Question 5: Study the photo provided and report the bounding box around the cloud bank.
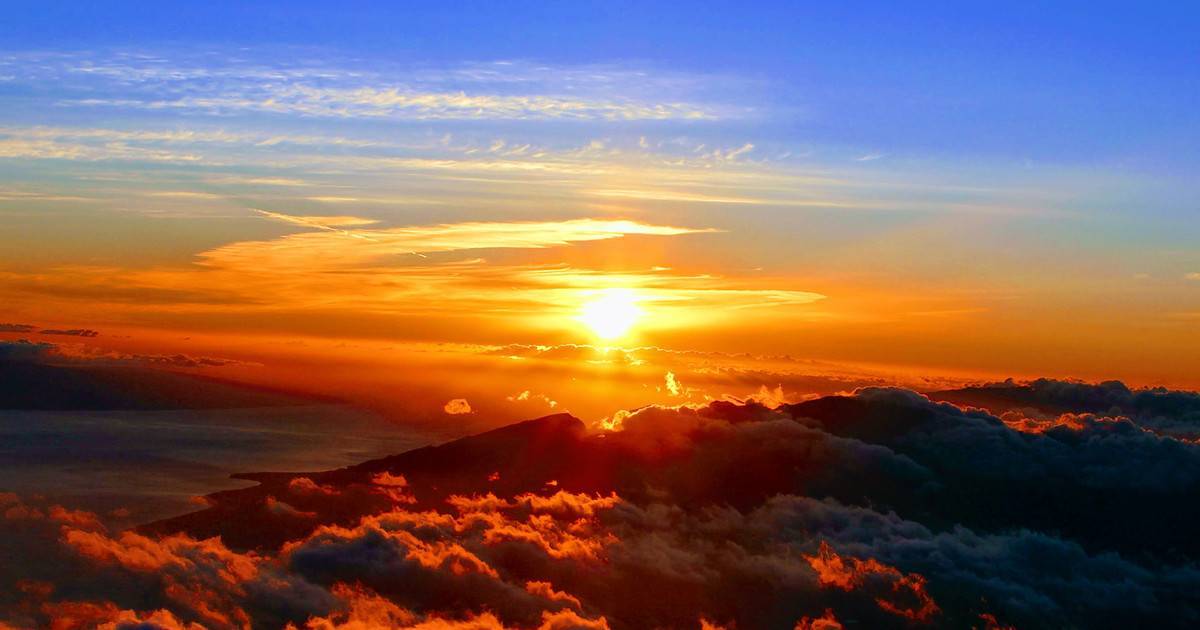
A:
[3,381,1200,628]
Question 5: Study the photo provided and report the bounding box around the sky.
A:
[1,2,1199,427]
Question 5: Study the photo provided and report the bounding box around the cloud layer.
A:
[4,381,1200,628]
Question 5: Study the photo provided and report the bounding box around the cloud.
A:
[35,601,203,630]
[75,87,718,122]
[144,191,224,200]
[745,383,789,407]
[0,339,242,370]
[724,143,755,160]
[486,344,640,364]
[507,390,558,409]
[782,387,1200,561]
[444,399,473,415]
[0,495,261,628]
[288,478,339,497]
[18,51,725,123]
[665,371,681,396]
[255,209,381,231]
[0,217,826,340]
[804,541,938,622]
[931,378,1200,438]
[0,323,36,333]
[38,328,99,337]
[0,134,204,163]
[6,382,1200,628]
[208,215,716,270]
[0,339,56,361]
[274,492,618,626]
[586,188,771,204]
[793,609,843,630]
[0,340,296,415]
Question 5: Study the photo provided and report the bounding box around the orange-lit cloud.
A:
[444,399,473,415]
[235,214,715,267]
[804,541,939,623]
[0,214,830,351]
[4,381,1200,628]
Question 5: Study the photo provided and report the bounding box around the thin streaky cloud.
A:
[2,49,744,122]
[143,191,224,199]
[71,89,719,122]
[229,213,718,268]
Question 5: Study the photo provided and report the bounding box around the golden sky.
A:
[2,50,1199,428]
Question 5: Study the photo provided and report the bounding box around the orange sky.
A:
[3,199,1197,429]
[3,52,1199,422]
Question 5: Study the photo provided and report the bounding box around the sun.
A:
[578,289,642,340]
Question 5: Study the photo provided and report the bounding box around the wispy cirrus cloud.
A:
[142,191,223,200]
[235,212,715,264]
[0,134,203,164]
[5,50,732,122]
[75,87,719,122]
[0,188,94,202]
[253,209,379,231]
[0,123,1045,219]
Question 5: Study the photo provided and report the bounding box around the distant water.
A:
[0,404,433,524]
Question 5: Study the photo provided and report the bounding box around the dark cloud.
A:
[0,356,302,411]
[0,323,37,333]
[931,378,1200,438]
[0,339,282,413]
[0,339,55,361]
[129,353,241,368]
[787,387,1200,491]
[0,339,242,371]
[4,383,1200,628]
[784,387,1200,558]
[39,328,100,337]
[733,495,1200,627]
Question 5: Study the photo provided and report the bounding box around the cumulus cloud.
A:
[444,399,473,415]
[743,383,788,407]
[931,378,1200,439]
[804,541,938,622]
[507,390,558,409]
[288,478,339,497]
[5,383,1200,628]
[664,371,681,396]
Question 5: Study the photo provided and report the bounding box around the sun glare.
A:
[578,289,642,340]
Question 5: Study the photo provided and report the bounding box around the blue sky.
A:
[3,1,1197,169]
